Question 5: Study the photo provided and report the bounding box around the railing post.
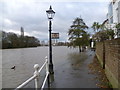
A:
[45,56,50,88]
[45,56,49,74]
[34,64,40,90]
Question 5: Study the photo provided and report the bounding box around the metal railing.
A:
[15,56,49,90]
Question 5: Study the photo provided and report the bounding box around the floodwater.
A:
[52,48,97,88]
[2,46,97,88]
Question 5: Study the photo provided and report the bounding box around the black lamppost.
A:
[46,5,55,74]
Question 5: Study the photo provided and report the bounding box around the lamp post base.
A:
[49,64,54,74]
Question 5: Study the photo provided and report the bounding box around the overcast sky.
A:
[0,0,110,42]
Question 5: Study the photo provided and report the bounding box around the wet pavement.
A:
[50,49,98,88]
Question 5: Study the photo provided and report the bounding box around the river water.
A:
[2,46,79,88]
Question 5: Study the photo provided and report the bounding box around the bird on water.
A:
[11,66,15,70]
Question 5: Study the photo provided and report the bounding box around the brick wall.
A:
[96,42,104,66]
[96,38,120,88]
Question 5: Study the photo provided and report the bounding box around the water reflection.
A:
[68,52,88,69]
[48,74,55,88]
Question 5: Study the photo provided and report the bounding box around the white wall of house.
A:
[113,0,120,23]
[107,0,120,38]
[118,1,120,23]
[108,2,113,24]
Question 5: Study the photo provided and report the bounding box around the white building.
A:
[107,0,120,38]
[113,0,120,23]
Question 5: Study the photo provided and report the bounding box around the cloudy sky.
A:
[0,0,110,42]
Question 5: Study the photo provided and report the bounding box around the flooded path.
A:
[51,49,98,88]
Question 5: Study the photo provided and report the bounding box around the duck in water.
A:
[11,66,15,70]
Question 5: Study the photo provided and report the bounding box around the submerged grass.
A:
[68,52,88,69]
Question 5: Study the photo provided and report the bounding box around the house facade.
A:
[107,0,120,38]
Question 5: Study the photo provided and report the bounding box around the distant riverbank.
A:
[1,31,40,49]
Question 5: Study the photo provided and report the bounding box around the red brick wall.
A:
[96,38,120,88]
